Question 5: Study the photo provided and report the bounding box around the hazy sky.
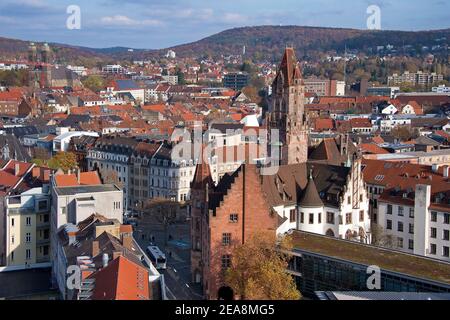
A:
[0,0,449,49]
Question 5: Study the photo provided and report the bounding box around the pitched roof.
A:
[89,255,150,300]
[54,171,102,187]
[273,47,302,88]
[360,143,390,155]
[299,173,324,208]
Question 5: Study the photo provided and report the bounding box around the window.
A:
[11,218,14,227]
[289,209,296,223]
[318,213,322,224]
[26,233,31,243]
[397,222,403,232]
[387,204,392,215]
[431,227,437,238]
[347,196,351,205]
[38,200,48,211]
[26,217,31,226]
[431,211,437,222]
[345,213,352,225]
[430,243,436,255]
[409,223,414,234]
[221,255,231,269]
[222,233,231,246]
[387,219,392,230]
[443,230,449,241]
[300,212,304,224]
[11,235,14,244]
[61,207,67,215]
[229,214,238,223]
[359,211,364,222]
[445,213,450,224]
[443,246,450,258]
[408,239,414,250]
[26,249,31,260]
[326,212,335,224]
[398,206,404,216]
[397,237,403,248]
[309,213,314,224]
[409,208,414,218]
[11,251,14,262]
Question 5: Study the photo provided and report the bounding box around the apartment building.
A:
[0,160,52,269]
[53,214,163,300]
[87,136,139,209]
[303,78,345,96]
[388,71,444,86]
[377,181,449,262]
[128,140,198,208]
[363,159,450,261]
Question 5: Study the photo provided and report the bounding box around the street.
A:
[133,213,203,300]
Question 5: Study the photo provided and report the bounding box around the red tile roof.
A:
[54,171,102,187]
[89,255,150,300]
[360,143,389,155]
[313,118,334,131]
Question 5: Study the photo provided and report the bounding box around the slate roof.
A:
[262,163,350,208]
[299,173,324,208]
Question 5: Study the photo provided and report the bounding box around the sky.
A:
[0,0,449,49]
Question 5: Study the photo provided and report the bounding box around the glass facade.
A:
[288,250,450,298]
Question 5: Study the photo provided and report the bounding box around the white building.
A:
[264,161,371,243]
[86,136,139,210]
[377,183,449,262]
[379,115,412,133]
[53,131,99,152]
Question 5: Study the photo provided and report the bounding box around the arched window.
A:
[326,229,335,237]
[345,229,353,240]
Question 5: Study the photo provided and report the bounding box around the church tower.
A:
[268,47,308,165]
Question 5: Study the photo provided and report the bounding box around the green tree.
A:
[82,75,105,92]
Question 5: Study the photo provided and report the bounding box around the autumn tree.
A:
[371,224,395,248]
[390,125,419,141]
[47,151,78,173]
[224,232,301,300]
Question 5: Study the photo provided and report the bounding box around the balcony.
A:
[36,221,50,229]
[37,238,50,245]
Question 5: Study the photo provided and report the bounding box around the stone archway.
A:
[325,229,335,237]
[345,229,353,240]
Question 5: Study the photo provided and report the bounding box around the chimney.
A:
[121,233,133,249]
[443,165,449,178]
[76,168,81,184]
[92,240,100,257]
[102,253,109,268]
[32,166,40,179]
[14,163,20,176]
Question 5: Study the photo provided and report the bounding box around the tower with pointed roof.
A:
[268,47,308,165]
